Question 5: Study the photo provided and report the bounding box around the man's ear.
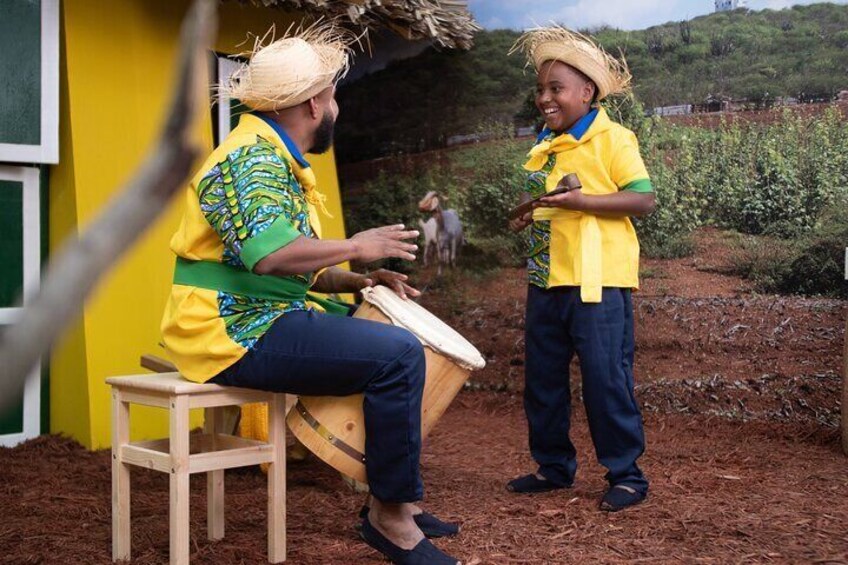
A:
[308,97,320,120]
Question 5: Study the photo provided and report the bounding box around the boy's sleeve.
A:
[609,129,653,193]
[198,143,305,271]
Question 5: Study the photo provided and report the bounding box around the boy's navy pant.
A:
[525,285,648,493]
[211,309,426,503]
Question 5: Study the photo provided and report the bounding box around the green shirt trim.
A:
[240,215,302,272]
[622,178,653,193]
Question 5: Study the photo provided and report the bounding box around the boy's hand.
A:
[509,211,533,232]
[537,188,588,211]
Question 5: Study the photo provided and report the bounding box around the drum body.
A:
[286,287,484,483]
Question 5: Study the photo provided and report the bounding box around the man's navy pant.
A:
[524,285,648,493]
[211,309,426,503]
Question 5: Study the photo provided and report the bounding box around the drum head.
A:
[361,286,486,370]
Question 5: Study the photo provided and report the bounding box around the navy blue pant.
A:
[524,285,648,493]
[211,309,426,503]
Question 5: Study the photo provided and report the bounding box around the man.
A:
[161,24,460,565]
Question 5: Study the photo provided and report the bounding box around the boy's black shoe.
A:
[600,484,647,512]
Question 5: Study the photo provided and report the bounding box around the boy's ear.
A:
[582,81,596,104]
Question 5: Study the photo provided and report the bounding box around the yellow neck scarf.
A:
[273,144,332,245]
[280,148,333,219]
[523,123,603,303]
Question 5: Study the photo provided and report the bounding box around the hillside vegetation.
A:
[336,3,848,162]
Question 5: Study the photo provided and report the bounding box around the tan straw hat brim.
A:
[510,26,631,101]
[223,23,351,112]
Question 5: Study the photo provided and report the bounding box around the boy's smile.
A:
[535,60,597,133]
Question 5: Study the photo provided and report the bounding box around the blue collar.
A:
[536,108,599,143]
[252,112,311,168]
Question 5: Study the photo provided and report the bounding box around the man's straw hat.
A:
[510,26,631,101]
[224,22,353,112]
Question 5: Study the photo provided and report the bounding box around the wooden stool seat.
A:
[107,372,286,564]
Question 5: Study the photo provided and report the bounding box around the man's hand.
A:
[537,188,588,211]
[351,224,419,263]
[509,211,533,232]
[361,269,421,300]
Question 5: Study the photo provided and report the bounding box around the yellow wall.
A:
[51,0,348,449]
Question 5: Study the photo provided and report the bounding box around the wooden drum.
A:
[286,285,486,483]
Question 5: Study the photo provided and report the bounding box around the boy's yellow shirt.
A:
[524,107,652,302]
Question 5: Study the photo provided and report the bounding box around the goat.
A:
[418,191,463,273]
[418,217,439,268]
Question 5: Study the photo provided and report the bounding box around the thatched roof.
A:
[241,0,481,49]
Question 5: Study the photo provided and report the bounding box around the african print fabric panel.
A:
[524,144,557,289]
[197,139,312,348]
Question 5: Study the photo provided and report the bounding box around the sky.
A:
[467,0,848,31]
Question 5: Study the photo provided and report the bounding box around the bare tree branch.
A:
[0,0,218,413]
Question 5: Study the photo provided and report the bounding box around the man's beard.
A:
[309,113,335,154]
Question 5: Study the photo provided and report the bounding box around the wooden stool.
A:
[106,372,287,564]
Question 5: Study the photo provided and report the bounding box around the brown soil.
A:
[1,228,845,564]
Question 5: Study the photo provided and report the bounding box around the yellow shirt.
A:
[161,114,323,382]
[524,107,652,301]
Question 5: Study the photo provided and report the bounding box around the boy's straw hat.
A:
[223,22,353,112]
[510,26,631,101]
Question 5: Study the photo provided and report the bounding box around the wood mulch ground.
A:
[1,228,845,564]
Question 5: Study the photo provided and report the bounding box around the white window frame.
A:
[0,165,42,447]
[216,56,243,144]
[0,0,59,165]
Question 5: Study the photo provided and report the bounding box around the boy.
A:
[507,27,655,511]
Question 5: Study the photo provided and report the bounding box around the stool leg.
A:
[268,393,286,563]
[111,389,131,562]
[170,395,190,565]
[205,407,225,541]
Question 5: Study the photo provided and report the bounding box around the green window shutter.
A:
[0,166,43,445]
[0,180,24,307]
[0,0,59,164]
[0,1,41,146]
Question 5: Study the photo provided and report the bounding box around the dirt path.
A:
[1,395,845,564]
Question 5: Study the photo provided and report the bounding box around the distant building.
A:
[652,104,693,117]
[715,0,746,11]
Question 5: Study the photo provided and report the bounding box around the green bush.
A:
[637,106,848,239]
[729,201,848,297]
[776,203,848,298]
[727,234,799,292]
[448,132,528,264]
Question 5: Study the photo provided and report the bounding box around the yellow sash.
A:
[525,139,603,304]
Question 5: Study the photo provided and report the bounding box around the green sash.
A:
[173,257,352,317]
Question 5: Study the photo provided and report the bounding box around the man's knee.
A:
[382,326,426,385]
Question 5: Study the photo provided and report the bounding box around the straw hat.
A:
[224,22,353,112]
[510,26,631,101]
